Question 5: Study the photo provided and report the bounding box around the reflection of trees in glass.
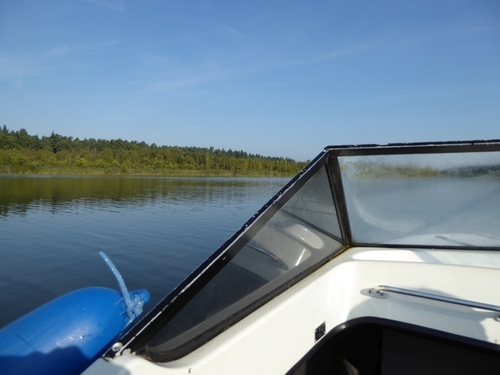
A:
[342,160,500,179]
[341,161,441,178]
[443,165,500,177]
[0,127,307,175]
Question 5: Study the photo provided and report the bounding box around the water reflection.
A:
[0,176,280,217]
[0,175,288,328]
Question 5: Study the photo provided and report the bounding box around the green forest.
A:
[0,126,308,176]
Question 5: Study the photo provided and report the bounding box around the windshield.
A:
[339,151,500,248]
[144,165,343,360]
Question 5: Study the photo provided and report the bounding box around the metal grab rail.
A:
[366,285,500,314]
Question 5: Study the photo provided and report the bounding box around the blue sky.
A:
[1,0,499,161]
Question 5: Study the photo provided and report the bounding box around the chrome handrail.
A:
[366,285,500,314]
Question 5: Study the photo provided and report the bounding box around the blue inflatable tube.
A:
[0,286,150,375]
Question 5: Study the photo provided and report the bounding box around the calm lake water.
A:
[0,175,289,328]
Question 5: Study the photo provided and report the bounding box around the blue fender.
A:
[0,287,150,375]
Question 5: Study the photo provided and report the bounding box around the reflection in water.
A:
[0,175,288,328]
[0,176,276,217]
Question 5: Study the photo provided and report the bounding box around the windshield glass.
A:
[145,165,343,359]
[339,151,500,248]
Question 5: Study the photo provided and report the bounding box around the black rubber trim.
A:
[324,139,500,156]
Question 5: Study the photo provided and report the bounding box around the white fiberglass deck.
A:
[83,246,500,375]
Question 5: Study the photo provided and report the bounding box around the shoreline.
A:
[0,167,296,178]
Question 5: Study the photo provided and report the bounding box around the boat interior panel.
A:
[287,319,500,375]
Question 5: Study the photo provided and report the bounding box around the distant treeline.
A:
[0,126,307,176]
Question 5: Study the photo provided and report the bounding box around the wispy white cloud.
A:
[0,55,48,80]
[0,40,116,81]
[12,81,25,90]
[275,43,377,69]
[140,40,376,93]
[398,25,498,46]
[134,22,498,97]
[367,83,500,105]
[44,40,116,59]
[145,72,227,96]
[79,0,127,11]
[279,24,499,69]
[139,53,229,94]
[221,26,249,39]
